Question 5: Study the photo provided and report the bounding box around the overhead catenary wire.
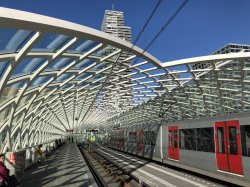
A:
[143,0,189,53]
[124,0,163,57]
[132,0,163,47]
[132,0,189,64]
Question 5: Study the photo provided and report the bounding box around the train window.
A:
[180,130,185,149]
[149,131,156,145]
[241,125,250,157]
[169,130,173,148]
[142,131,146,144]
[196,128,215,152]
[142,131,150,144]
[228,127,238,155]
[217,127,225,154]
[136,130,142,143]
[179,129,196,150]
[141,131,156,145]
[129,132,136,143]
[174,130,178,148]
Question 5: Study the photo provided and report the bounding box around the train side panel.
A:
[152,125,163,162]
[108,112,250,185]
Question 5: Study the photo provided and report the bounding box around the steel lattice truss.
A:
[108,51,250,128]
[1,8,250,152]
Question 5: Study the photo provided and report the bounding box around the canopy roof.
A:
[1,7,250,152]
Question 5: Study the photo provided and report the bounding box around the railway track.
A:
[79,144,243,187]
[78,145,142,187]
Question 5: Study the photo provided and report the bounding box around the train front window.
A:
[217,127,225,154]
[229,127,238,155]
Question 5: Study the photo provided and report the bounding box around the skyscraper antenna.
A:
[112,4,115,11]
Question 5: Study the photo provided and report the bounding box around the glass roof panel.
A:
[92,48,106,57]
[0,104,13,123]
[32,33,72,52]
[137,63,155,70]
[92,61,107,70]
[11,58,46,78]
[46,57,75,71]
[0,127,8,150]
[147,68,165,75]
[73,59,95,69]
[67,39,99,54]
[0,28,33,54]
[0,60,10,79]
[2,9,250,134]
[59,83,74,90]
[53,73,71,83]
[0,80,26,105]
[30,75,54,88]
[16,94,32,111]
[132,73,145,79]
[75,72,91,80]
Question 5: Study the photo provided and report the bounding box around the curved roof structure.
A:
[1,7,250,152]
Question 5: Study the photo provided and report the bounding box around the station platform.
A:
[20,143,94,187]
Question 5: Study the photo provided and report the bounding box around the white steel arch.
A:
[0,7,250,152]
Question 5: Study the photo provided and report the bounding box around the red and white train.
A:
[109,112,250,186]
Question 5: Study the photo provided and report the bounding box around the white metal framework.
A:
[0,7,250,152]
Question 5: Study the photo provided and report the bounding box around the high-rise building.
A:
[99,10,133,114]
[101,10,131,43]
[193,43,250,70]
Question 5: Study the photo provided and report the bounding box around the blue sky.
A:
[0,0,250,62]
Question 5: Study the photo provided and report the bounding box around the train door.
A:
[214,120,243,175]
[137,128,143,152]
[168,126,179,160]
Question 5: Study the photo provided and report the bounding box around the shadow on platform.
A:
[20,143,92,187]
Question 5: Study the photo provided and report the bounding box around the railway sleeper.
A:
[80,147,141,187]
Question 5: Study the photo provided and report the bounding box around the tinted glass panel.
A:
[136,130,142,143]
[0,127,7,151]
[67,40,98,53]
[169,130,172,148]
[228,126,238,155]
[74,59,95,69]
[31,75,53,87]
[179,129,196,150]
[46,58,74,70]
[150,131,156,145]
[129,132,136,143]
[196,128,214,152]
[217,127,225,154]
[0,61,9,79]
[32,33,71,52]
[241,125,250,157]
[1,81,26,104]
[142,131,148,144]
[174,130,178,148]
[11,58,45,78]
[180,130,185,149]
[0,28,32,54]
